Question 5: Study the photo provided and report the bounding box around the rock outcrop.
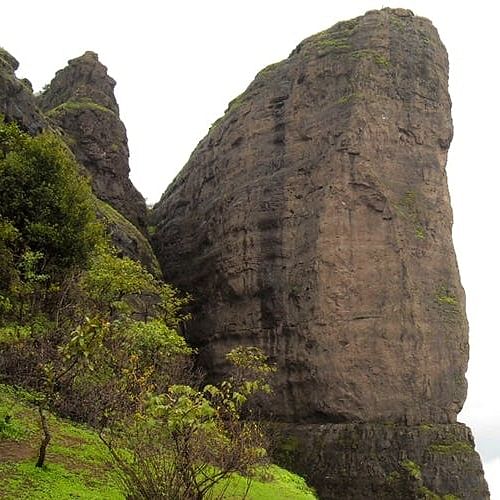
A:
[279,422,488,499]
[0,47,46,133]
[95,198,161,277]
[152,8,488,498]
[36,51,148,234]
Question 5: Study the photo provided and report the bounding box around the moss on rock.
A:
[95,198,161,277]
[46,98,115,117]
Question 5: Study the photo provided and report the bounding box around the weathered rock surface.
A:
[153,8,464,424]
[152,8,488,498]
[36,51,148,234]
[95,198,161,277]
[0,47,46,133]
[277,422,489,499]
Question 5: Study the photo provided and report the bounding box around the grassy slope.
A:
[0,385,316,499]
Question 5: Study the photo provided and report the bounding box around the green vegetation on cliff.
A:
[95,198,161,276]
[46,98,115,117]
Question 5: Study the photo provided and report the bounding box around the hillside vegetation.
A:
[0,118,316,498]
[0,384,316,499]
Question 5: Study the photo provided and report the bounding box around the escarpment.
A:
[36,51,148,235]
[152,8,489,499]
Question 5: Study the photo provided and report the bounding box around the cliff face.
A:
[36,51,148,234]
[280,422,488,499]
[152,8,488,499]
[152,7,463,424]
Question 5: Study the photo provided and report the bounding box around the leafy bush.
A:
[103,347,276,500]
[0,117,101,272]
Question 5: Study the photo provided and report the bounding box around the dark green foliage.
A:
[0,218,18,296]
[0,117,101,272]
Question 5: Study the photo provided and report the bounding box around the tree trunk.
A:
[36,404,50,468]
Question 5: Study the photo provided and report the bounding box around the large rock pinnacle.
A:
[37,51,148,234]
[152,8,488,498]
[153,7,462,423]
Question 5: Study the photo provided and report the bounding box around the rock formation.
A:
[0,48,46,133]
[152,8,489,499]
[0,47,158,272]
[36,51,148,234]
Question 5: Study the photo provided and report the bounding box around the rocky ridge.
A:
[151,8,489,499]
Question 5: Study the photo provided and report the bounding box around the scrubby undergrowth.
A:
[0,384,316,499]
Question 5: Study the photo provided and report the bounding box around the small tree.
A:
[102,346,276,500]
[30,249,192,468]
[0,117,101,273]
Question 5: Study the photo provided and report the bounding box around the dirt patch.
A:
[0,440,36,462]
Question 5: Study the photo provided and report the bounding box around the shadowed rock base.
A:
[276,423,489,499]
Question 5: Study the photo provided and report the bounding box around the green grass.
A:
[0,462,123,500]
[428,441,474,455]
[335,92,363,105]
[395,191,427,240]
[418,486,460,500]
[434,285,460,317]
[0,384,39,440]
[0,383,121,499]
[0,384,316,499]
[310,30,351,56]
[400,459,422,480]
[351,49,391,67]
[435,291,458,307]
[315,37,351,50]
[215,465,316,499]
[256,61,282,79]
[46,99,115,117]
[226,92,249,114]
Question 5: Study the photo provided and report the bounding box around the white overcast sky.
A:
[3,0,499,496]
